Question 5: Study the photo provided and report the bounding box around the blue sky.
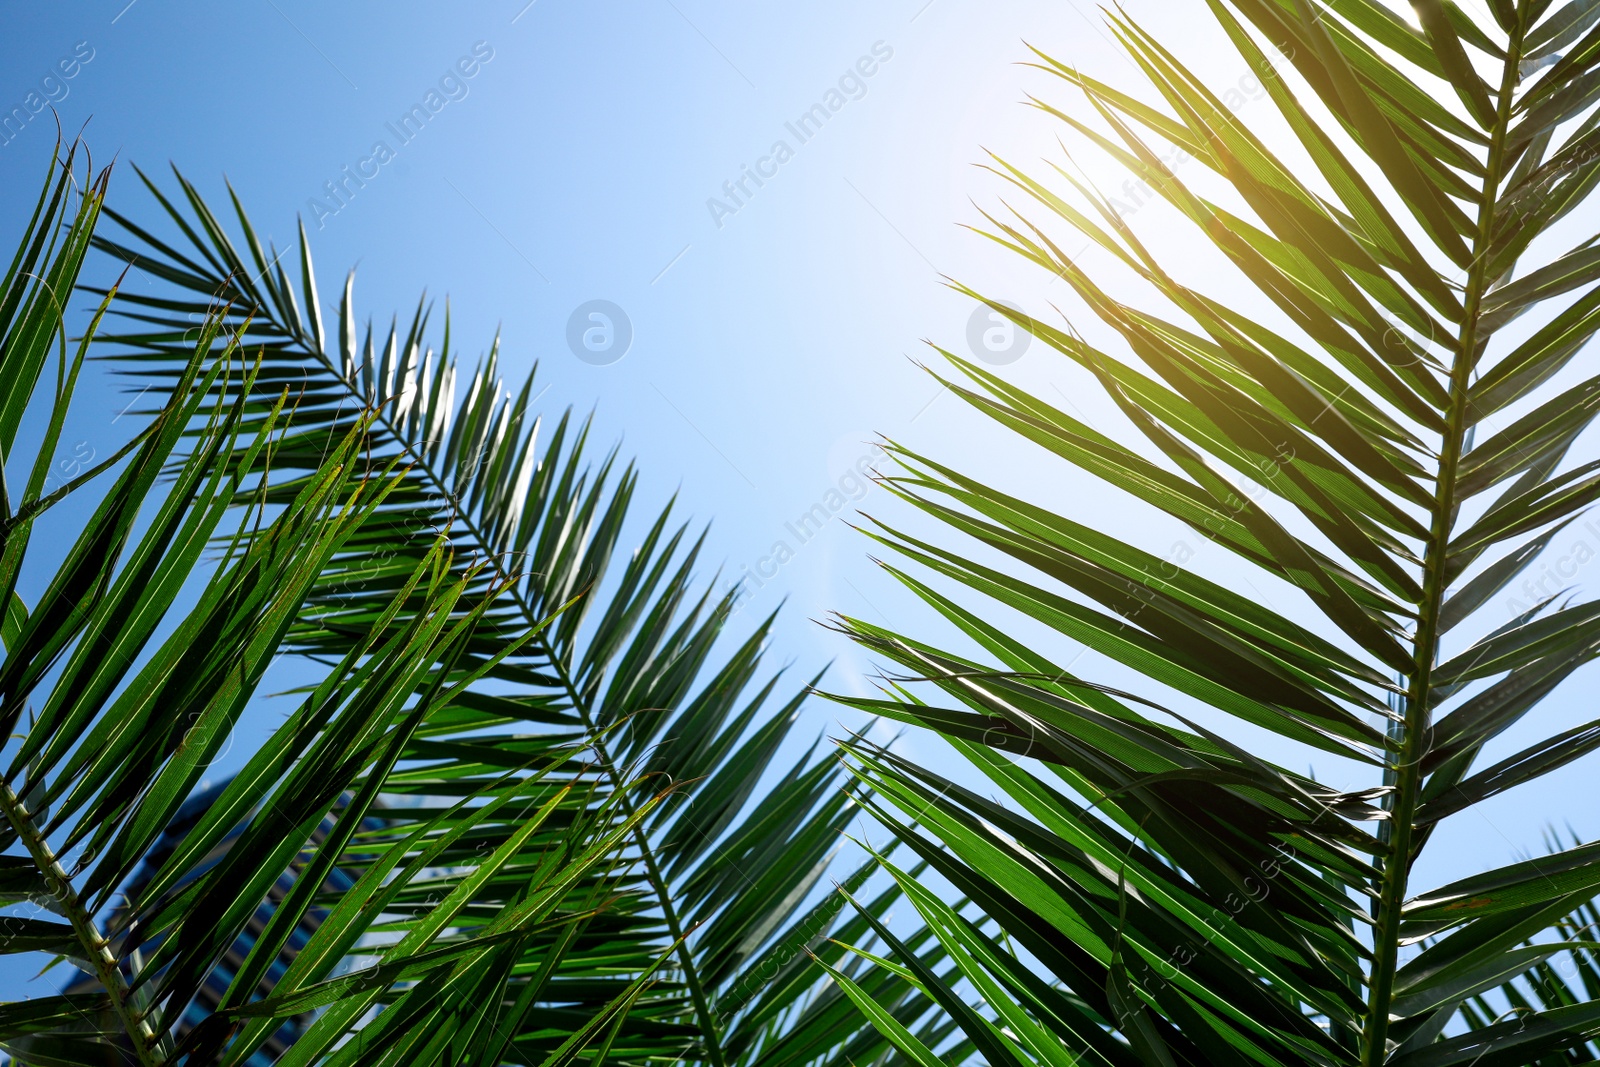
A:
[4,0,1599,1006]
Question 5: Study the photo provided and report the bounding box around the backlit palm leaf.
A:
[828,2,1600,1065]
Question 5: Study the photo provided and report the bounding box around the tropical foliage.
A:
[0,141,626,1067]
[0,143,917,1066]
[825,2,1600,1066]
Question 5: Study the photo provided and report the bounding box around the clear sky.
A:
[3,0,1597,1006]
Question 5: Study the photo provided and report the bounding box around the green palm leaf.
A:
[0,142,665,1067]
[826,2,1600,1065]
[84,168,897,1066]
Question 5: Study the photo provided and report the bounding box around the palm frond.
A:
[826,2,1600,1065]
[0,142,716,1067]
[86,169,884,1067]
[1,140,655,1065]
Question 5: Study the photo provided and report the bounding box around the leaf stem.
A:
[1360,16,1526,1065]
[0,777,161,1067]
[536,631,731,1067]
[271,333,730,1067]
